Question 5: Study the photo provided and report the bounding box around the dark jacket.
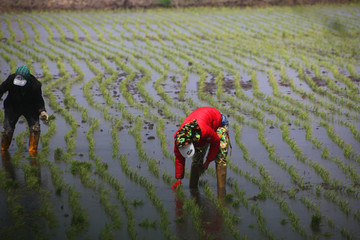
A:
[174,107,222,179]
[0,73,46,115]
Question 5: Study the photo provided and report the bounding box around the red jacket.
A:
[174,107,222,179]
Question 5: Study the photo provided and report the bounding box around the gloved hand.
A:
[172,179,182,190]
[40,111,49,123]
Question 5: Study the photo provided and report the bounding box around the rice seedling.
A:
[138,218,157,229]
[310,214,322,231]
[1,5,359,239]
[340,227,354,240]
[132,199,144,207]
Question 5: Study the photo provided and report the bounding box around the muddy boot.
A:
[29,131,40,158]
[1,130,14,151]
[216,164,227,200]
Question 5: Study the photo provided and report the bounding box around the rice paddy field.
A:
[0,3,360,240]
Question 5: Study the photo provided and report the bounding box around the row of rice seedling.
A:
[92,50,215,238]
[1,4,359,239]
[138,6,360,235]
[0,21,78,238]
[187,30,334,197]
[102,5,358,236]
[177,10,358,154]
[42,14,185,239]
[230,125,311,237]
[156,39,310,236]
[40,22,149,239]
[2,13,112,240]
[153,12,358,237]
[81,18,255,238]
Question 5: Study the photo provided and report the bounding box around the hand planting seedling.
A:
[41,113,55,124]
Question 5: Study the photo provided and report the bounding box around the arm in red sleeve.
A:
[174,144,186,179]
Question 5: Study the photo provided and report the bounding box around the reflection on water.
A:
[191,189,225,240]
[175,187,226,240]
[1,150,44,239]
[1,150,42,184]
[1,150,15,180]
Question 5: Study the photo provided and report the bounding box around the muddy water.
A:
[1,4,360,240]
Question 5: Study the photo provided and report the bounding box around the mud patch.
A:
[223,76,235,94]
[200,74,252,95]
[279,81,290,87]
[305,69,327,87]
[240,80,252,90]
[126,73,143,94]
[65,37,75,42]
[320,182,340,191]
[312,77,327,87]
[349,76,360,82]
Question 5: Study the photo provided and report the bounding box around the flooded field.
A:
[0,3,360,240]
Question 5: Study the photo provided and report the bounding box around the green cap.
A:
[15,65,31,80]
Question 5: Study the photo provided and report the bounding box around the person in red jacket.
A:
[0,65,49,157]
[172,107,230,193]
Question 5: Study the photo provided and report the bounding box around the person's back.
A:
[180,107,222,130]
[1,73,45,115]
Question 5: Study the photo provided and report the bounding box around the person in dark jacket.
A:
[172,107,230,193]
[0,65,48,156]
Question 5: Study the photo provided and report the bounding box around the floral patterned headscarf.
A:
[175,119,201,147]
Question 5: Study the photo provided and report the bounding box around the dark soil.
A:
[349,76,360,82]
[312,77,327,87]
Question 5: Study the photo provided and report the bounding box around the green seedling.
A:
[232,199,240,208]
[175,215,184,223]
[138,218,157,229]
[310,214,322,231]
[280,218,288,225]
[54,147,64,161]
[132,199,144,207]
[225,193,234,202]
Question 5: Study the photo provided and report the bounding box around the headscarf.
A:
[175,119,201,147]
[15,65,31,80]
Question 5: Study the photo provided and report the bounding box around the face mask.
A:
[13,75,27,86]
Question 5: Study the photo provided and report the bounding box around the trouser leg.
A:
[216,163,227,199]
[1,108,19,151]
[24,111,41,158]
[29,124,41,157]
[1,130,14,151]
[215,126,230,199]
[189,145,207,189]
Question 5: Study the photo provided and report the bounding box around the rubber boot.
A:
[29,131,40,158]
[216,164,227,200]
[1,130,14,151]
